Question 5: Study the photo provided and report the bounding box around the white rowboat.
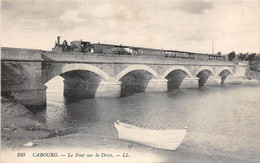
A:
[114,120,187,150]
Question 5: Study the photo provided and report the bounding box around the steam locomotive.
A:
[52,36,91,53]
[52,37,225,61]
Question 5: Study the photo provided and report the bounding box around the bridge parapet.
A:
[1,47,43,61]
[42,50,233,66]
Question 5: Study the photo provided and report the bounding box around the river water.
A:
[34,78,260,161]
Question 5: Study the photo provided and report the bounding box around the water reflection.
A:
[36,83,260,161]
[46,102,67,129]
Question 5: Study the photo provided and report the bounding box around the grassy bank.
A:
[245,69,260,80]
[246,56,260,80]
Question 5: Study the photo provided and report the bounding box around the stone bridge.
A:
[1,47,248,112]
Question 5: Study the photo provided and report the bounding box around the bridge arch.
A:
[195,66,215,76]
[217,67,234,76]
[114,65,158,80]
[162,66,193,78]
[44,63,110,84]
[218,67,234,84]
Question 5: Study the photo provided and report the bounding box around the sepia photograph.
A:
[1,0,260,162]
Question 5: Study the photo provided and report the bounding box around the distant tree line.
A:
[227,51,260,72]
[227,51,257,62]
[250,55,260,72]
[228,51,236,61]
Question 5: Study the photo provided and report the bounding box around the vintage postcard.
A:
[1,0,260,163]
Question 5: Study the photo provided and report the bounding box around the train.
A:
[52,37,225,61]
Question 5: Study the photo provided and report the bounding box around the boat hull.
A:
[114,122,186,150]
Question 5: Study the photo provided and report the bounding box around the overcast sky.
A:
[1,0,260,54]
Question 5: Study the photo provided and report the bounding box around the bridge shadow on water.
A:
[166,70,186,91]
[196,70,212,87]
[120,70,153,97]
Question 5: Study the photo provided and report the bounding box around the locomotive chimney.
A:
[57,36,61,45]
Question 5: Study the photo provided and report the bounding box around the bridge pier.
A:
[146,79,168,92]
[205,76,222,86]
[180,77,199,88]
[96,81,122,97]
[1,52,47,112]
